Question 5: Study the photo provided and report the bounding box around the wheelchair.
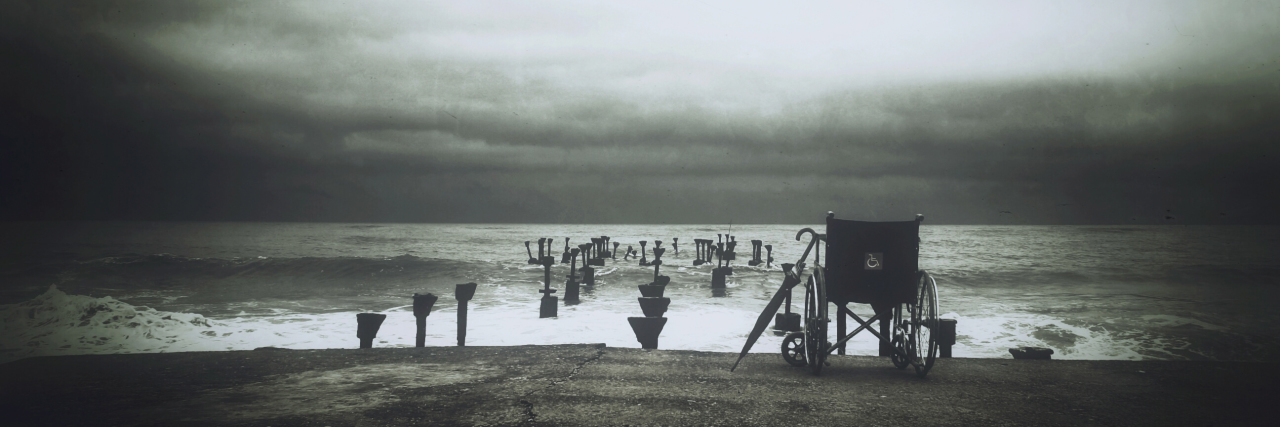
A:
[732,212,940,377]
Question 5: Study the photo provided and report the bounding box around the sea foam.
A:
[0,285,234,363]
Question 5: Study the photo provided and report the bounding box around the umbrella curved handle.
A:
[794,227,820,266]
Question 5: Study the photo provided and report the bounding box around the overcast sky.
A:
[2,0,1278,224]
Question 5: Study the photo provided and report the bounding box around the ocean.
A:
[2,222,1278,364]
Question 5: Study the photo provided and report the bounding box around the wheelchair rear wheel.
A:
[804,272,827,376]
[913,271,939,378]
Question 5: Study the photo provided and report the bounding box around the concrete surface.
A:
[1,344,1276,426]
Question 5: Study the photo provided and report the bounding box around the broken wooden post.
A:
[564,248,581,304]
[538,237,547,260]
[356,312,387,349]
[652,242,666,285]
[939,318,957,358]
[711,241,728,289]
[578,244,595,287]
[638,283,665,297]
[455,282,477,346]
[1010,346,1053,359]
[711,267,727,289]
[627,317,667,349]
[637,296,670,318]
[748,240,763,266]
[540,250,559,318]
[724,240,736,274]
[589,238,605,266]
[639,241,650,266]
[612,242,620,259]
[764,244,773,268]
[672,237,678,254]
[525,241,538,264]
[630,285,669,349]
[413,293,438,347]
[692,239,705,266]
[561,238,572,264]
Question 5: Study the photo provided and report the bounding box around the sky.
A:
[2,0,1278,224]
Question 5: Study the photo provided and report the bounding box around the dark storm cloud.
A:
[3,0,1278,223]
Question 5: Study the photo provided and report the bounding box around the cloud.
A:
[2,0,1278,223]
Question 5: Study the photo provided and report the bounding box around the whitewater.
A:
[2,222,1277,364]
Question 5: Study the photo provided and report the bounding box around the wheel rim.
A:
[914,272,939,377]
[804,274,825,375]
[782,332,806,367]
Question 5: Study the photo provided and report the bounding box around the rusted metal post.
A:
[455,282,477,346]
[413,293,438,347]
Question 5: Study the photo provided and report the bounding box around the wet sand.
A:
[1,344,1275,426]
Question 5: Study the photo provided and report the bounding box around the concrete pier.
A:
[2,345,1274,426]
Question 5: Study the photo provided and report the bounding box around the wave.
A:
[0,285,221,363]
[23,253,477,285]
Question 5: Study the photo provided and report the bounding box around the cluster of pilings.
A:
[628,241,669,349]
[355,282,479,349]
[711,234,736,289]
[747,240,773,267]
[526,238,560,265]
[691,239,717,266]
[535,235,622,315]
[586,236,611,266]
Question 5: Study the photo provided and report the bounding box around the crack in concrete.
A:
[516,344,607,426]
[551,344,606,387]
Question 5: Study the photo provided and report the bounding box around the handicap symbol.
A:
[865,253,882,269]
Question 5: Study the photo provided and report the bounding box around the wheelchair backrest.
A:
[823,216,921,306]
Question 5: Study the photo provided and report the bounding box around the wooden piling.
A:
[412,293,438,347]
[455,283,477,346]
[356,312,387,349]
